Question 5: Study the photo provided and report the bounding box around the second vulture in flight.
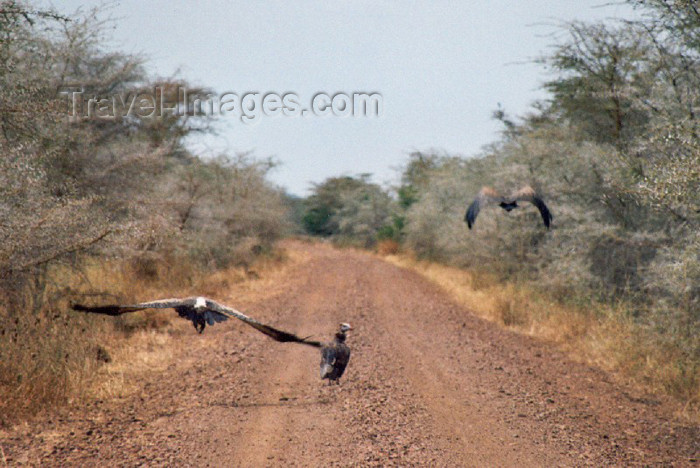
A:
[465,185,553,229]
[72,297,352,384]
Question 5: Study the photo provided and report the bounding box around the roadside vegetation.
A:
[2,0,697,427]
[300,1,699,411]
[0,2,291,425]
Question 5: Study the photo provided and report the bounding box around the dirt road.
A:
[2,241,698,466]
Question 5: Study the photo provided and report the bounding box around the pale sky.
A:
[51,1,635,195]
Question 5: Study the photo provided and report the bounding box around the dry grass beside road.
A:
[0,249,296,427]
[382,251,699,420]
[2,240,697,466]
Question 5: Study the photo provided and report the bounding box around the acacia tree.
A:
[397,1,698,397]
[302,176,369,236]
[302,175,396,247]
[541,6,699,226]
[541,21,653,147]
[0,3,220,293]
[0,2,294,424]
[626,1,700,225]
[164,153,290,268]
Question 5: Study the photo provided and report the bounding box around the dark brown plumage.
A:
[465,185,553,229]
[320,323,352,384]
[72,297,353,383]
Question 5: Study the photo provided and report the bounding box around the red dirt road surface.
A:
[2,241,698,466]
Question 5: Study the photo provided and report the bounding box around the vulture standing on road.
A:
[465,185,553,229]
[319,322,353,384]
[72,297,353,383]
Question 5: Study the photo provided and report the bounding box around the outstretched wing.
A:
[125,298,197,309]
[465,187,502,229]
[72,297,196,316]
[72,297,230,333]
[530,196,552,228]
[73,297,322,342]
[72,303,131,316]
[204,299,323,348]
[511,186,553,229]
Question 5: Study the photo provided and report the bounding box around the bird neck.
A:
[335,332,346,343]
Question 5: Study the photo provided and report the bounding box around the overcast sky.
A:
[51,1,635,196]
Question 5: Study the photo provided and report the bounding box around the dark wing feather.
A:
[465,187,502,229]
[530,196,553,228]
[244,320,322,347]
[321,343,351,380]
[465,199,480,229]
[172,305,200,323]
[334,345,351,378]
[72,304,138,316]
[322,346,337,365]
[320,346,337,378]
[204,300,322,348]
[204,309,228,325]
[511,186,553,229]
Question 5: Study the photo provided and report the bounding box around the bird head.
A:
[194,297,207,309]
[338,322,353,333]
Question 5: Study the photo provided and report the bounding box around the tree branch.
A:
[14,229,113,272]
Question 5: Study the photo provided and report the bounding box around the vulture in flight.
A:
[465,185,553,229]
[72,297,353,383]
